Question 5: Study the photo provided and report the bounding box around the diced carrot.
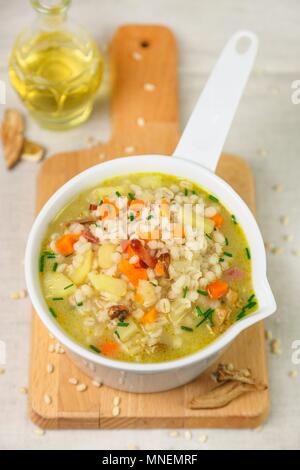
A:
[129,199,145,217]
[140,307,158,324]
[135,292,144,304]
[118,259,148,287]
[137,225,161,240]
[210,213,224,228]
[99,198,119,220]
[207,280,229,299]
[172,223,185,239]
[100,341,119,356]
[55,233,80,256]
[154,261,166,277]
[160,198,170,217]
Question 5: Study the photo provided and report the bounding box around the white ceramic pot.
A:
[25,31,276,393]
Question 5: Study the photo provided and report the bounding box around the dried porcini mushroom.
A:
[189,363,268,410]
[109,305,130,321]
[21,139,45,162]
[212,363,255,385]
[190,381,267,410]
[1,109,25,169]
[155,252,171,276]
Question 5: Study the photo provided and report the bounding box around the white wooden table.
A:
[0,0,300,450]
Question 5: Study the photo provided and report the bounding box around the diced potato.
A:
[116,319,138,342]
[89,185,126,201]
[138,175,162,189]
[204,217,215,234]
[169,298,191,324]
[137,280,157,307]
[42,272,75,298]
[68,250,93,285]
[88,273,127,298]
[98,243,115,269]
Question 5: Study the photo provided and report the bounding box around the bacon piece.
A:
[82,229,100,244]
[64,216,98,226]
[224,266,245,281]
[130,239,157,268]
[89,203,98,211]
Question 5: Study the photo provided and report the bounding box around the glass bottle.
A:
[9,0,104,130]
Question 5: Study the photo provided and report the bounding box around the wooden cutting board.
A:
[29,25,269,429]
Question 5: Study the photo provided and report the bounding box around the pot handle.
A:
[173,31,258,172]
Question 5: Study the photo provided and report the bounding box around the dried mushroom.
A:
[109,305,130,321]
[1,109,25,169]
[189,363,268,410]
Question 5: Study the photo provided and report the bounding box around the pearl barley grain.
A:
[112,406,120,416]
[76,383,87,392]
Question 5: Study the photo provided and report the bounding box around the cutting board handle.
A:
[109,25,180,152]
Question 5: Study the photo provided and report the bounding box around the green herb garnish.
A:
[64,283,74,290]
[197,290,208,297]
[76,302,83,307]
[245,247,251,260]
[114,330,121,340]
[181,325,193,332]
[247,293,255,302]
[89,345,101,354]
[115,191,121,197]
[184,188,188,196]
[196,308,214,328]
[128,192,135,200]
[129,213,135,222]
[147,214,153,220]
[39,254,45,273]
[209,195,219,203]
[52,262,58,272]
[223,251,233,257]
[225,237,229,246]
[196,305,204,316]
[219,257,225,262]
[98,199,103,206]
[117,322,129,327]
[183,286,188,298]
[52,297,63,301]
[49,307,57,318]
[205,233,212,240]
[231,214,238,224]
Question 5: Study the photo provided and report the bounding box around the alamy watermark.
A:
[0,340,6,366]
[291,80,300,104]
[291,340,300,365]
[0,80,6,105]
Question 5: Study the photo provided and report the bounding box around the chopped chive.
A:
[128,192,135,200]
[184,188,188,196]
[231,214,238,224]
[46,254,56,259]
[247,293,255,302]
[39,254,45,273]
[237,310,246,321]
[205,233,212,240]
[52,297,63,301]
[197,290,208,297]
[89,345,101,354]
[245,301,257,310]
[114,330,120,340]
[52,262,58,272]
[98,199,103,206]
[225,237,229,246]
[245,247,251,260]
[115,191,121,197]
[223,251,233,257]
[219,257,225,262]
[183,286,188,298]
[147,214,153,220]
[181,325,193,332]
[129,213,135,222]
[192,190,197,195]
[64,283,74,290]
[208,194,219,203]
[76,302,83,307]
[196,308,214,328]
[117,322,129,327]
[196,305,204,316]
[149,281,157,287]
[49,307,57,318]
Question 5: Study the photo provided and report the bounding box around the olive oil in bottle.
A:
[9,0,104,130]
